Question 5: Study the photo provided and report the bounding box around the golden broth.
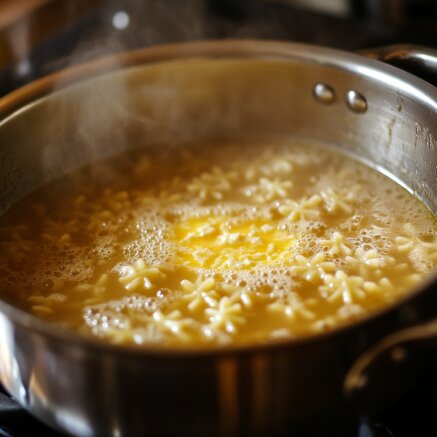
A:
[0,139,436,347]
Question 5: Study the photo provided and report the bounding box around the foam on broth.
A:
[0,138,436,347]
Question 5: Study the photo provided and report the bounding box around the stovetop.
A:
[0,0,436,435]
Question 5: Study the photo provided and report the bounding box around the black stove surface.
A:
[0,1,436,436]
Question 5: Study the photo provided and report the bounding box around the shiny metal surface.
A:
[0,40,436,436]
[313,83,336,104]
[345,90,368,113]
[345,318,437,397]
[359,44,437,84]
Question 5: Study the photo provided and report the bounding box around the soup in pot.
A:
[0,139,436,347]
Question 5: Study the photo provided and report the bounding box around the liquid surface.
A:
[0,139,436,348]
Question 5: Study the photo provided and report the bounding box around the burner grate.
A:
[0,388,60,437]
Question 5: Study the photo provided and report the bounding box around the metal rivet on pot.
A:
[313,83,335,104]
[346,90,367,113]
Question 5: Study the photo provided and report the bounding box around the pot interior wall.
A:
[0,57,435,215]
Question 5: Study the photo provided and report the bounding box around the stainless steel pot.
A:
[0,40,436,437]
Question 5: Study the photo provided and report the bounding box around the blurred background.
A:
[0,0,436,96]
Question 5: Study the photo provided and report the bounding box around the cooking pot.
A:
[0,40,436,436]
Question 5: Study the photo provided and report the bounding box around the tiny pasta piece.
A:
[182,223,217,241]
[29,293,67,304]
[359,249,395,268]
[151,310,195,340]
[118,260,165,291]
[344,249,395,278]
[267,296,315,320]
[245,156,293,181]
[320,188,354,214]
[76,274,109,295]
[290,253,336,282]
[336,304,364,320]
[41,219,78,243]
[220,284,267,309]
[420,241,437,262]
[363,277,394,295]
[262,158,293,177]
[2,240,33,258]
[103,190,132,213]
[187,167,236,201]
[395,223,437,262]
[216,231,246,246]
[250,178,293,203]
[31,305,54,316]
[320,270,366,304]
[278,194,322,222]
[180,277,219,311]
[319,232,353,256]
[29,293,67,316]
[312,317,337,332]
[205,296,246,334]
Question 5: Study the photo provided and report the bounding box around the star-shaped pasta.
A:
[395,223,437,262]
[319,232,353,256]
[183,223,217,241]
[260,158,293,177]
[403,272,423,288]
[220,284,266,309]
[267,295,316,320]
[359,249,395,268]
[344,249,395,278]
[40,217,79,245]
[363,277,394,294]
[180,277,219,311]
[29,293,67,317]
[118,260,165,291]
[336,303,364,320]
[216,231,245,246]
[191,247,214,265]
[205,296,246,334]
[319,270,366,304]
[29,293,67,305]
[101,190,132,214]
[419,241,437,262]
[290,253,336,282]
[243,177,293,203]
[151,310,195,340]
[76,273,109,295]
[395,236,415,253]
[220,254,255,269]
[320,188,353,214]
[187,167,236,201]
[278,194,322,222]
[245,156,293,181]
[3,224,31,240]
[2,239,32,259]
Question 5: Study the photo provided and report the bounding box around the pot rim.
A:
[0,39,436,358]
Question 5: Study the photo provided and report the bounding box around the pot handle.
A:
[359,44,437,84]
[344,318,437,411]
